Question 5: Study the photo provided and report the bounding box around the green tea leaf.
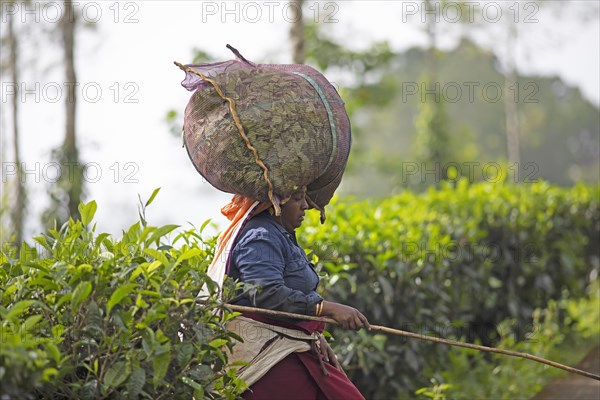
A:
[143,248,170,267]
[152,352,171,388]
[21,315,43,332]
[193,387,204,399]
[127,367,146,398]
[42,367,59,381]
[145,187,161,207]
[5,300,35,322]
[45,342,61,364]
[147,225,179,245]
[208,338,227,348]
[175,342,194,367]
[175,248,202,266]
[147,260,162,274]
[33,236,51,251]
[182,376,202,390]
[84,301,103,340]
[71,281,93,308]
[107,284,137,314]
[95,232,110,248]
[104,361,129,388]
[200,219,212,233]
[51,324,65,338]
[79,379,98,400]
[55,293,73,309]
[79,200,98,226]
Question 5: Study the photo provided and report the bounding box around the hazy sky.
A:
[1,0,599,240]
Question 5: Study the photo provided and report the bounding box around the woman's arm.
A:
[232,231,322,315]
[233,226,370,329]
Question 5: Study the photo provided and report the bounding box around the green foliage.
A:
[303,22,398,178]
[415,380,452,400]
[165,108,183,138]
[336,39,599,196]
[304,23,395,85]
[410,73,469,186]
[300,181,599,399]
[0,199,247,399]
[4,182,596,399]
[417,285,600,399]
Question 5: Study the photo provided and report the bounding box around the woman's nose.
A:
[301,197,309,210]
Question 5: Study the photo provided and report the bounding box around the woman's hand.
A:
[321,301,370,330]
[317,333,346,376]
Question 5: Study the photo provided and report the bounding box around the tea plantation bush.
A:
[300,181,599,399]
[1,182,597,399]
[416,284,599,399]
[0,198,246,399]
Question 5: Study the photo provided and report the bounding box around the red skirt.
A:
[242,345,365,400]
[238,311,365,400]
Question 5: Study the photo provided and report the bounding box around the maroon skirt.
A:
[239,312,365,400]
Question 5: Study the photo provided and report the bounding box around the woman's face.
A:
[279,191,309,233]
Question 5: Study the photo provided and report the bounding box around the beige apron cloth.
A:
[225,316,319,387]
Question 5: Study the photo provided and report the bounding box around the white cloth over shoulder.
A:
[197,201,259,300]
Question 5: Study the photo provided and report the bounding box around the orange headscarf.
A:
[211,195,271,268]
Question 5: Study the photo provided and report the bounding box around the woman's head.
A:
[275,190,309,233]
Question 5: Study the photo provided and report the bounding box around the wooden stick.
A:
[224,304,600,381]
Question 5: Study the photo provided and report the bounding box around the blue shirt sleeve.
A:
[231,226,322,315]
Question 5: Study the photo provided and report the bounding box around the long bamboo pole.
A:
[225,304,600,381]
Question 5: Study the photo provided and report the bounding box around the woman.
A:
[222,189,370,400]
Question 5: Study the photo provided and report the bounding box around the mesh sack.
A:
[178,45,351,219]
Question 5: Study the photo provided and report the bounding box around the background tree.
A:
[0,1,29,245]
[6,5,24,244]
[503,21,520,166]
[317,2,599,194]
[43,0,83,226]
[163,2,598,199]
[289,0,305,64]
[408,0,474,185]
[453,1,600,171]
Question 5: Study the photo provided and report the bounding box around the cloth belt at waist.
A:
[225,316,320,387]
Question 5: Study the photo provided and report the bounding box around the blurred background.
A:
[1,0,598,243]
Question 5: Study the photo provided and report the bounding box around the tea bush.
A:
[2,182,597,399]
[0,194,246,399]
[300,180,599,399]
[416,283,600,399]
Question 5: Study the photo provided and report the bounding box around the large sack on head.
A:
[178,45,351,219]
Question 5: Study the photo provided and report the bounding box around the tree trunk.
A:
[424,0,438,77]
[504,24,520,167]
[422,0,449,181]
[7,9,25,245]
[504,73,520,166]
[62,0,81,219]
[289,0,305,64]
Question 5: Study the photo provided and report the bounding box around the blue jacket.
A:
[229,211,322,315]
